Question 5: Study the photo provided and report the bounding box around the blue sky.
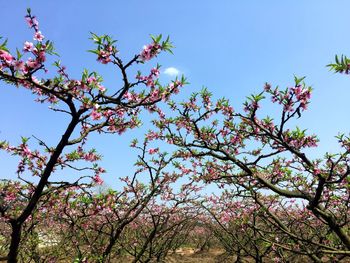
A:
[1,1,350,188]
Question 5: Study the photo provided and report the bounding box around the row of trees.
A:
[0,9,349,263]
[1,184,349,262]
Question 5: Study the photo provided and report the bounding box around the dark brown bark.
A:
[7,222,21,263]
[7,116,79,263]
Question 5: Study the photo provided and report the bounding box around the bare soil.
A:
[113,248,237,263]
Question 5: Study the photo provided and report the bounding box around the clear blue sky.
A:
[1,1,349,188]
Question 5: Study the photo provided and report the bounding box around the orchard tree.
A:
[201,190,347,262]
[202,193,273,262]
[17,140,185,262]
[154,69,350,257]
[121,198,198,262]
[0,9,185,263]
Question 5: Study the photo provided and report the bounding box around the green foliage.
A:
[327,55,350,73]
[21,136,30,144]
[247,91,265,103]
[151,34,174,54]
[290,126,307,140]
[88,32,118,54]
[0,37,9,52]
[294,75,306,86]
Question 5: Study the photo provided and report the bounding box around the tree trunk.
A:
[7,221,22,263]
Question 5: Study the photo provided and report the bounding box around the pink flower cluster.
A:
[93,174,104,185]
[281,132,318,149]
[1,38,47,74]
[0,50,14,66]
[148,148,159,155]
[269,85,311,112]
[145,131,160,141]
[123,91,136,101]
[139,42,162,62]
[136,67,160,87]
[34,31,44,42]
[97,46,113,64]
[243,101,260,112]
[25,14,39,31]
[91,110,102,120]
[84,151,100,162]
[4,191,17,202]
[291,85,311,110]
[23,41,34,52]
[1,12,46,75]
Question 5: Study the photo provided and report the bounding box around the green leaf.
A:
[16,48,22,60]
[0,38,9,52]
[88,49,99,55]
[21,136,29,144]
[294,75,306,86]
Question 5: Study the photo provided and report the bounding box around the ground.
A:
[113,248,238,263]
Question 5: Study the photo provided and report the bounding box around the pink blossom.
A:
[22,146,32,158]
[300,102,307,110]
[146,77,155,87]
[148,148,159,155]
[221,105,234,115]
[48,95,58,103]
[34,31,44,42]
[14,61,25,71]
[4,192,17,202]
[36,50,46,63]
[31,76,42,85]
[283,103,294,112]
[97,50,112,64]
[116,108,125,118]
[25,16,39,29]
[150,89,159,99]
[168,82,180,94]
[230,135,241,145]
[26,57,40,69]
[57,65,67,76]
[23,41,34,52]
[84,152,99,162]
[103,109,113,117]
[97,84,106,92]
[123,92,133,101]
[93,175,104,185]
[180,167,191,174]
[264,83,271,91]
[91,110,102,120]
[146,131,160,141]
[87,76,96,84]
[139,43,161,62]
[151,67,160,77]
[0,50,14,64]
[313,168,321,175]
